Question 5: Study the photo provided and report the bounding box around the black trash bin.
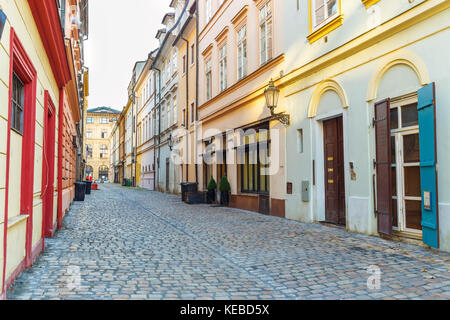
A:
[75,182,86,201]
[181,182,198,202]
[85,180,92,195]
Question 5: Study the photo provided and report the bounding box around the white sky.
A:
[84,0,171,111]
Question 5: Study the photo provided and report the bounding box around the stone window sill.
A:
[7,215,29,229]
[362,0,380,9]
[307,14,344,44]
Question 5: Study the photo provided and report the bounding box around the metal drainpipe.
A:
[154,67,162,191]
[181,35,189,182]
[195,0,199,185]
[133,91,137,187]
[152,71,157,191]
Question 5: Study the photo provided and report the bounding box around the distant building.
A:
[135,51,157,190]
[85,107,120,181]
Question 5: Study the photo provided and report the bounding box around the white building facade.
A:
[280,0,450,251]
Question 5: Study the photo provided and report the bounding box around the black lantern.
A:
[0,8,6,41]
[168,134,174,151]
[264,79,280,115]
[264,79,290,126]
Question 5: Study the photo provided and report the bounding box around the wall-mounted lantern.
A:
[168,134,174,151]
[264,79,290,126]
[0,8,7,41]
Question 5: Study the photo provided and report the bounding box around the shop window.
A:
[239,125,270,194]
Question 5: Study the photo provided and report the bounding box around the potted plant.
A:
[206,177,217,204]
[219,176,231,206]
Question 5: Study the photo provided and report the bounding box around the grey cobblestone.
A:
[6,184,450,300]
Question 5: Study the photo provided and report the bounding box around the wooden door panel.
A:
[337,117,346,225]
[374,99,393,236]
[323,117,346,225]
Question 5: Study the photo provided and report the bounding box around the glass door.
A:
[390,96,422,235]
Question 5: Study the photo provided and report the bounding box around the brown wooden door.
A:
[323,117,346,225]
[374,99,393,236]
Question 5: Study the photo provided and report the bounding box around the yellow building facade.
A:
[0,0,84,298]
[135,54,156,190]
[85,107,119,181]
[174,2,197,185]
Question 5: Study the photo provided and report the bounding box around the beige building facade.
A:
[85,107,119,181]
[196,0,287,215]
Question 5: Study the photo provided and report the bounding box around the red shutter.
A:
[374,99,393,236]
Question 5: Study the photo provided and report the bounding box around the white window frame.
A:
[259,1,273,66]
[172,51,178,75]
[311,0,339,30]
[219,44,227,92]
[205,58,212,101]
[168,100,172,129]
[390,95,422,235]
[237,25,247,81]
[206,0,212,24]
[172,97,177,125]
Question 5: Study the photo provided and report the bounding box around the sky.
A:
[84,0,171,111]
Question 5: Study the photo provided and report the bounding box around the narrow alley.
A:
[7,184,450,300]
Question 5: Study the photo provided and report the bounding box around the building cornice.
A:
[27,0,71,88]
[281,0,450,94]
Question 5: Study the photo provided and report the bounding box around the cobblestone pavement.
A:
[7,184,450,300]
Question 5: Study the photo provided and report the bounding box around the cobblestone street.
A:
[7,184,450,300]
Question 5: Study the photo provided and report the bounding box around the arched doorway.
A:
[368,52,430,240]
[309,80,349,226]
[99,166,109,181]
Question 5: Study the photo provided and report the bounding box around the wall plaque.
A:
[423,191,431,210]
[287,182,293,195]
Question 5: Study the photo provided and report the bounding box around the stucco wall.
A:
[283,8,450,251]
[0,0,62,290]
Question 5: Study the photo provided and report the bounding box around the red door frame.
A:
[41,91,56,238]
[57,89,64,229]
[2,28,38,297]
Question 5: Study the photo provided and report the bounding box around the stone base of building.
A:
[230,194,286,218]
